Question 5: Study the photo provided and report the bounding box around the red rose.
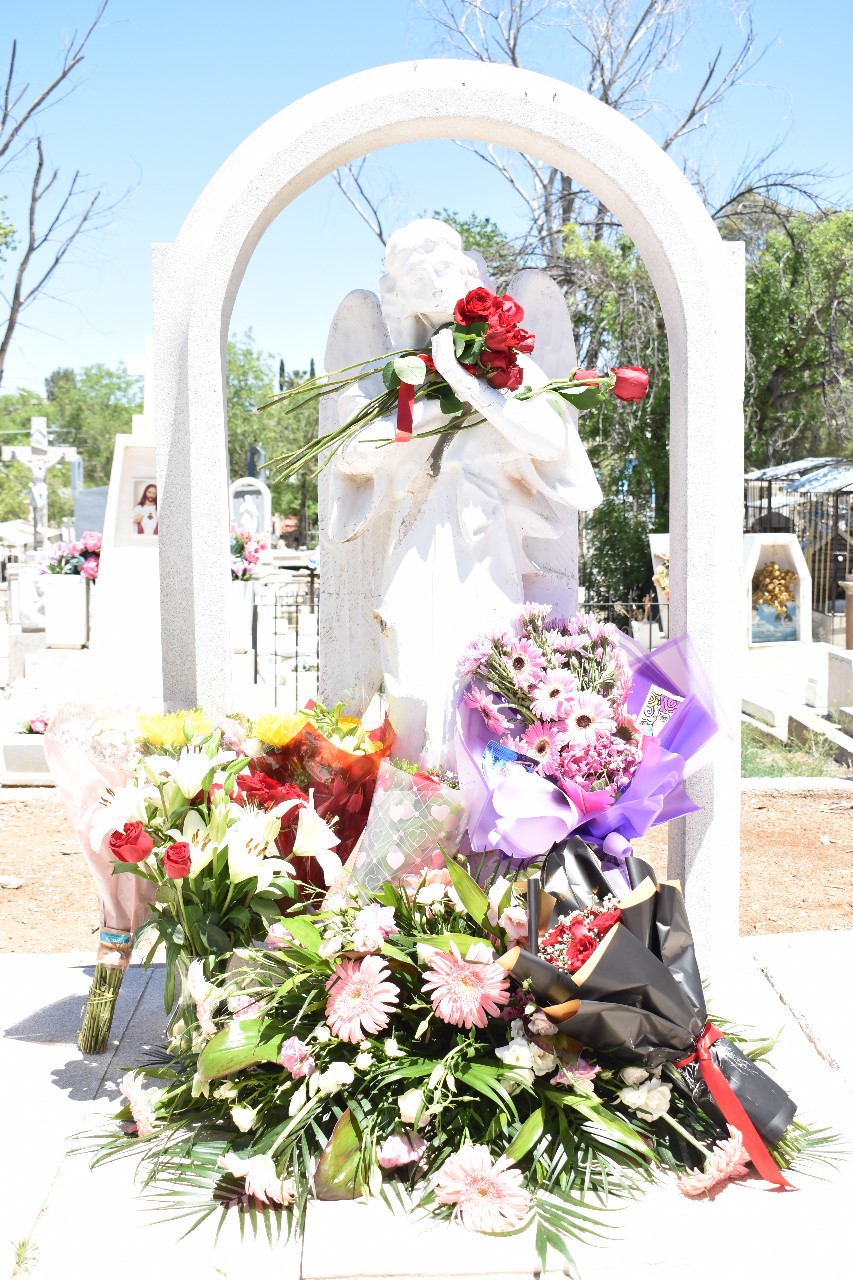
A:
[487,361,524,391]
[513,326,535,354]
[566,932,598,972]
[573,368,600,384]
[483,311,516,352]
[496,293,524,325]
[418,353,436,372]
[236,771,307,811]
[453,287,500,326]
[592,908,622,936]
[611,366,649,402]
[109,821,153,864]
[163,841,192,879]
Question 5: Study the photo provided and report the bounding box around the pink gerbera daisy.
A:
[563,691,615,745]
[678,1126,751,1197]
[434,1144,531,1232]
[463,684,511,735]
[422,943,510,1029]
[529,669,578,721]
[502,637,545,691]
[325,955,399,1043]
[520,721,567,774]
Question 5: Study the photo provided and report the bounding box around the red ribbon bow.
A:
[675,1023,794,1190]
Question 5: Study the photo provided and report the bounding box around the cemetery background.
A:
[0,2,851,1278]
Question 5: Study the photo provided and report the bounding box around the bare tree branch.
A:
[332,159,390,245]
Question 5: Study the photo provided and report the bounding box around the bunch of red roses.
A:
[539,897,622,973]
[451,286,535,392]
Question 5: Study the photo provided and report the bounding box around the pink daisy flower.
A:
[679,1126,751,1197]
[502,637,545,691]
[520,721,567,774]
[422,942,510,1029]
[529,669,578,721]
[463,684,511,734]
[434,1144,530,1233]
[563,691,615,745]
[325,954,399,1043]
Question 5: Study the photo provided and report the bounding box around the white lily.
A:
[291,792,340,887]
[226,812,294,889]
[173,810,215,876]
[145,745,236,800]
[90,781,156,849]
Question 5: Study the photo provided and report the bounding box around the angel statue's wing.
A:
[318,289,393,716]
[506,268,587,614]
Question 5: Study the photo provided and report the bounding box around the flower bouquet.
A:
[250,702,394,889]
[40,529,102,579]
[457,606,718,884]
[92,726,339,1021]
[501,838,797,1187]
[89,854,830,1273]
[348,758,467,893]
[261,285,649,479]
[230,526,266,581]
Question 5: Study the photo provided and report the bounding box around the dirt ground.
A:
[0,787,851,954]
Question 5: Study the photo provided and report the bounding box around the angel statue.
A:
[318,218,602,768]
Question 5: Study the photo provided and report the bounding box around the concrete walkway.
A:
[2,936,850,1280]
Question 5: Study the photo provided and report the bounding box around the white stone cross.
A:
[1,416,78,549]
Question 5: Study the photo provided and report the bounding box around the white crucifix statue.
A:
[1,416,78,549]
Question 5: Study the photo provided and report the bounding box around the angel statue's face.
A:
[380,219,485,347]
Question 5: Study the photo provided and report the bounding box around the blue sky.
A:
[2,0,851,393]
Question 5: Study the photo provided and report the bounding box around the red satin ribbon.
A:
[395,382,414,442]
[675,1023,794,1189]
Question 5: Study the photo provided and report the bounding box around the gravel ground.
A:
[1,786,851,954]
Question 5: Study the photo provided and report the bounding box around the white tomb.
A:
[151,60,745,961]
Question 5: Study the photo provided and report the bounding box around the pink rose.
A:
[377,1132,427,1169]
[29,716,48,735]
[81,556,99,580]
[279,1035,315,1078]
[498,905,529,945]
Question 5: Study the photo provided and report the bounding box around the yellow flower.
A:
[137,710,213,749]
[253,712,308,749]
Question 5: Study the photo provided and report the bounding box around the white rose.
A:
[318,935,343,959]
[354,1051,373,1071]
[571,1077,597,1097]
[415,883,447,907]
[230,1104,257,1133]
[312,1025,332,1043]
[397,1087,426,1127]
[317,1061,355,1096]
[529,1044,558,1077]
[510,1018,525,1041]
[487,875,512,926]
[619,1066,649,1087]
[495,1039,534,1071]
[619,1078,671,1122]
[214,1082,240,1100]
[323,892,348,914]
[384,1037,406,1058]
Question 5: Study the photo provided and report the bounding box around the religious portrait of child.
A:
[131,480,158,537]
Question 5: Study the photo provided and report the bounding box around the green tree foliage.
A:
[743,210,853,466]
[47,364,142,486]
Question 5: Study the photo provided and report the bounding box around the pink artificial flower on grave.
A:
[434,1144,530,1233]
[463,684,511,735]
[563,691,615,747]
[519,721,567,775]
[352,903,398,953]
[678,1126,751,1197]
[502,637,546,691]
[80,530,102,553]
[279,1034,316,1078]
[325,954,400,1043]
[119,1071,159,1139]
[80,556,99,580]
[28,716,48,735]
[529,669,578,722]
[377,1131,427,1169]
[422,942,510,1030]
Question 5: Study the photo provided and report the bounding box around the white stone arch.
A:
[153,59,744,957]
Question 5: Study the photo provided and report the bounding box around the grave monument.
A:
[152,59,744,959]
[1,417,78,550]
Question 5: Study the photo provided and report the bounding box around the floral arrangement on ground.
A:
[88,852,836,1272]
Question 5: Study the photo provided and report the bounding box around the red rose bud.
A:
[487,362,524,391]
[611,366,649,401]
[109,821,153,863]
[453,286,500,326]
[163,841,192,879]
[573,368,600,384]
